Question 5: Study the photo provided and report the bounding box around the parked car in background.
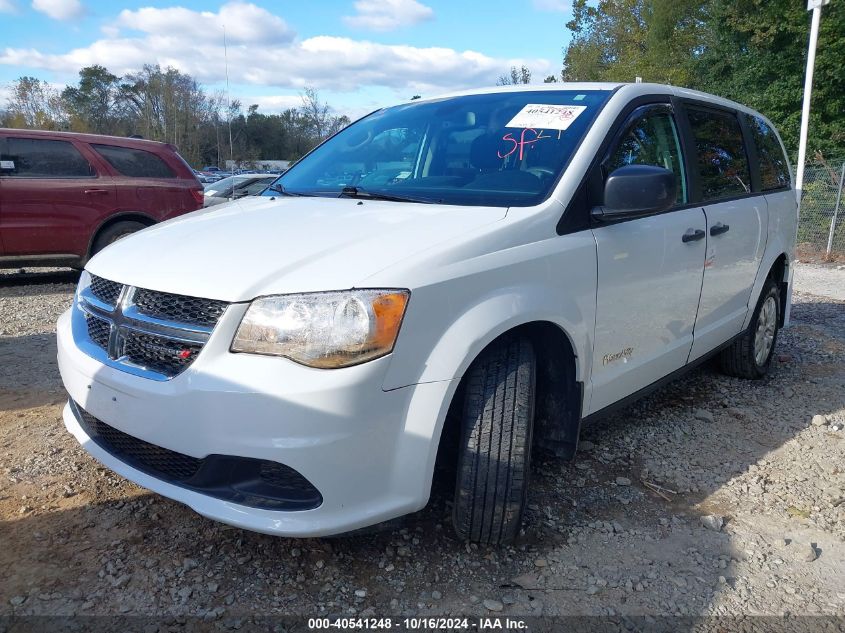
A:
[58,83,796,543]
[194,170,217,184]
[203,174,277,207]
[0,129,203,268]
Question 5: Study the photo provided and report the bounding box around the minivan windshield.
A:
[271,90,611,207]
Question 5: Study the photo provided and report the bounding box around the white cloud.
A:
[114,2,294,46]
[532,0,572,12]
[0,2,551,97]
[32,0,84,20]
[0,0,17,14]
[343,0,433,31]
[244,95,304,113]
[0,39,550,97]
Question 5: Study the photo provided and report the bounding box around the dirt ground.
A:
[0,264,843,624]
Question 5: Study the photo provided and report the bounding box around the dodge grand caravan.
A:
[0,129,203,268]
[57,83,797,543]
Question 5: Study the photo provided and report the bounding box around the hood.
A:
[87,196,506,302]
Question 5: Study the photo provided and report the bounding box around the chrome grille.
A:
[85,313,111,349]
[89,275,122,307]
[74,275,228,381]
[134,288,228,328]
[122,329,203,377]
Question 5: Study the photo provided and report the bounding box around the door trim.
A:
[580,327,745,426]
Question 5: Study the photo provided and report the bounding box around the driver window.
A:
[606,108,687,204]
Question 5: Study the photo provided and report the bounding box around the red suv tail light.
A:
[190,188,204,205]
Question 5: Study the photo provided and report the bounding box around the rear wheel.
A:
[720,278,780,379]
[452,335,536,544]
[91,221,148,256]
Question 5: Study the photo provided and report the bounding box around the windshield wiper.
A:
[267,183,312,197]
[338,186,436,204]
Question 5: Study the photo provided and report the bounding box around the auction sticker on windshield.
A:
[506,104,587,131]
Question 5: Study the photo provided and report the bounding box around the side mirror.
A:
[591,164,677,221]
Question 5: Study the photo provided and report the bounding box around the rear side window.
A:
[686,108,751,201]
[92,144,176,178]
[1,137,95,178]
[749,116,790,190]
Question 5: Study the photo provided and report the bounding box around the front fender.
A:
[382,231,598,392]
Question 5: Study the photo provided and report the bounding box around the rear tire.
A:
[452,335,536,544]
[91,221,148,256]
[719,278,780,379]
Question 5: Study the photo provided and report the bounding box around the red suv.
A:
[0,129,204,269]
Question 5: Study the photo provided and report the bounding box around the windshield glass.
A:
[271,90,611,207]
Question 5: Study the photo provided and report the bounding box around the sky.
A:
[0,0,575,118]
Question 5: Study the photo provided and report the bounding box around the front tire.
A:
[452,336,536,544]
[720,278,780,379]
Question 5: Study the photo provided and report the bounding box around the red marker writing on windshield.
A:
[498,128,552,160]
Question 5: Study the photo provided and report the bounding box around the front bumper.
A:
[57,306,455,537]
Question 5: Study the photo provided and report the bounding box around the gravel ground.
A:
[793,262,845,301]
[0,264,843,622]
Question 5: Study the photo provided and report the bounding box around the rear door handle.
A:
[84,189,108,195]
[682,228,706,243]
[710,222,730,236]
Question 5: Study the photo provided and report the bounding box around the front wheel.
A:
[452,336,536,544]
[720,278,780,379]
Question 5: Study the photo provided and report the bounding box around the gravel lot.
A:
[0,263,843,622]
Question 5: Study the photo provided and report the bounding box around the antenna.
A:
[223,24,234,171]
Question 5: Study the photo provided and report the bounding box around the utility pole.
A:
[795,0,831,213]
[223,24,234,171]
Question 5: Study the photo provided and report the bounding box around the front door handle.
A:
[84,189,108,195]
[682,228,706,243]
[710,222,730,236]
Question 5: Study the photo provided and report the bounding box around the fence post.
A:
[827,161,845,258]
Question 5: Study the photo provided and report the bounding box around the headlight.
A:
[76,270,92,299]
[231,289,410,368]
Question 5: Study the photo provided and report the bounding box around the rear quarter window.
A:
[686,108,751,201]
[92,144,176,178]
[748,116,790,190]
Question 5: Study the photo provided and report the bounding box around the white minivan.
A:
[57,83,796,543]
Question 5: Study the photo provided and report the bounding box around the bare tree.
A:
[497,65,532,86]
[3,77,66,129]
[300,86,332,141]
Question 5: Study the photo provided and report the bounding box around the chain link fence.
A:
[798,158,845,260]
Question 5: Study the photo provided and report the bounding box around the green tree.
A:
[560,0,845,158]
[562,0,650,82]
[695,0,845,158]
[61,65,125,134]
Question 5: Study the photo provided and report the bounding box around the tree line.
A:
[2,1,842,165]
[554,0,845,160]
[0,65,350,168]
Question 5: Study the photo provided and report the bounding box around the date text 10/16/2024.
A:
[307,616,530,630]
